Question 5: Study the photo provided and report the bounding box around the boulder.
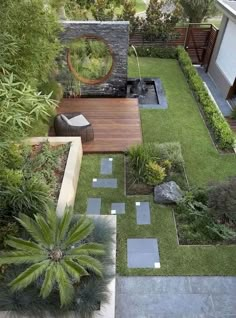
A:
[154,181,183,204]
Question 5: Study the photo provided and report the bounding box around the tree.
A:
[141,0,181,40]
[117,0,139,34]
[0,0,61,85]
[0,209,105,307]
[179,0,215,23]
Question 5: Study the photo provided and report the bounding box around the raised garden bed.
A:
[27,137,83,217]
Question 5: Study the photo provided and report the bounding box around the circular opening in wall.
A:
[67,36,114,85]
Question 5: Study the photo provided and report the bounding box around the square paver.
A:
[92,178,117,188]
[111,203,125,215]
[86,198,101,215]
[127,238,160,268]
[100,158,113,175]
[136,202,151,225]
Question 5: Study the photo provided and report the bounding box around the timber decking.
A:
[54,98,142,153]
[226,118,236,134]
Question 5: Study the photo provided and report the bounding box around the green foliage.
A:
[129,46,177,59]
[175,187,236,244]
[208,177,236,224]
[69,38,113,80]
[139,0,181,40]
[128,144,151,183]
[0,210,105,307]
[178,0,215,23]
[91,0,116,20]
[0,72,57,140]
[0,222,19,250]
[117,0,139,34]
[177,46,235,149]
[145,160,166,185]
[0,0,61,85]
[38,80,64,101]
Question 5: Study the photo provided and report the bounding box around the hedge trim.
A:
[177,46,235,150]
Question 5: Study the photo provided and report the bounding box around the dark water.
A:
[127,81,159,105]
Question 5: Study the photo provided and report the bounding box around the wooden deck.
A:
[226,117,236,134]
[55,98,142,153]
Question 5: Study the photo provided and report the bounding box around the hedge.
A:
[129,46,177,59]
[177,46,235,150]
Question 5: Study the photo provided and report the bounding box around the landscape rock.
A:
[154,181,183,204]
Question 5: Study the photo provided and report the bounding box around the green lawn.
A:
[75,57,236,276]
[135,0,146,13]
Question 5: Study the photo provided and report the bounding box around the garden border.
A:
[26,137,83,217]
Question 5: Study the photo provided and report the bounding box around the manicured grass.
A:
[129,57,236,186]
[75,57,236,275]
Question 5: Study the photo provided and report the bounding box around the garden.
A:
[1,0,236,316]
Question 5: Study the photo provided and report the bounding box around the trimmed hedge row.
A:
[128,46,177,59]
[177,46,235,150]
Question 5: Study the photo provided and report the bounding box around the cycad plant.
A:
[0,209,105,307]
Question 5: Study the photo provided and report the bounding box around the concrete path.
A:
[116,276,236,318]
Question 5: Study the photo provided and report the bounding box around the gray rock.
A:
[154,181,183,204]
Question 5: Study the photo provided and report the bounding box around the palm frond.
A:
[61,259,88,281]
[0,252,47,265]
[66,243,105,256]
[73,255,103,277]
[64,217,94,247]
[56,208,73,243]
[46,209,57,243]
[54,264,74,307]
[9,260,50,292]
[34,214,53,246]
[15,213,49,247]
[40,263,55,299]
[5,236,44,253]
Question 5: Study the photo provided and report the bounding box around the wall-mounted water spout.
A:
[130,45,148,97]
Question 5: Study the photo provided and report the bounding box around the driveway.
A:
[116,276,236,318]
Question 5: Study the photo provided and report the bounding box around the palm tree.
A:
[0,209,105,307]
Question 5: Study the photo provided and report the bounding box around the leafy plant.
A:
[0,174,52,216]
[179,0,215,23]
[208,177,236,224]
[128,144,151,183]
[0,209,105,307]
[129,46,177,59]
[145,160,166,185]
[0,72,57,140]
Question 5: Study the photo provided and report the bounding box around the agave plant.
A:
[0,209,105,307]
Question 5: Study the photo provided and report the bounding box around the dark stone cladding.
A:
[60,21,129,97]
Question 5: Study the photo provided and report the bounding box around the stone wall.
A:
[60,21,129,97]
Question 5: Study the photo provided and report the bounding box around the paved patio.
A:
[116,276,236,318]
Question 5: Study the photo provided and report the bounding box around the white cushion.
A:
[69,115,90,127]
[61,114,71,125]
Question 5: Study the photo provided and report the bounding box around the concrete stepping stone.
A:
[136,202,151,225]
[111,203,125,215]
[92,178,117,188]
[100,158,113,175]
[86,198,101,215]
[127,238,160,268]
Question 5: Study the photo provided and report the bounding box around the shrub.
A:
[0,72,57,140]
[128,144,151,183]
[208,177,236,224]
[0,174,52,216]
[145,161,166,185]
[151,142,185,172]
[177,46,235,149]
[38,79,64,101]
[129,46,177,59]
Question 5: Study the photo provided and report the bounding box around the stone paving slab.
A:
[127,238,160,268]
[111,203,125,215]
[136,202,151,224]
[86,198,101,215]
[116,277,236,318]
[100,158,113,175]
[92,178,117,188]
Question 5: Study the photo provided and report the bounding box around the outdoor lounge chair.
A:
[54,112,94,143]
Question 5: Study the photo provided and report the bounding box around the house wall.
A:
[208,15,236,99]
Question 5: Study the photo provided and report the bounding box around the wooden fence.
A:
[130,24,219,68]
